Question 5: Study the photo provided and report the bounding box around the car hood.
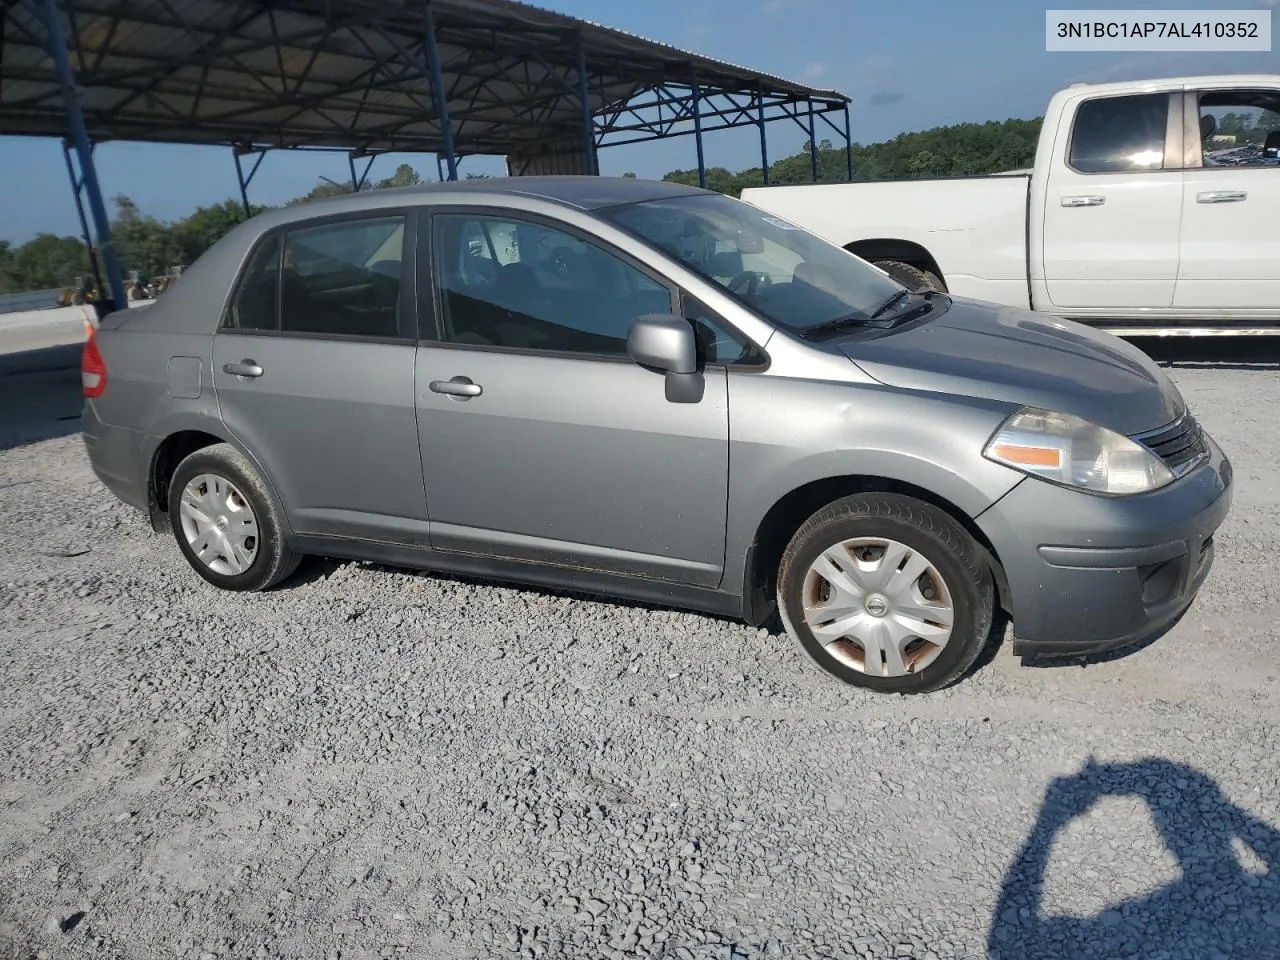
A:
[837,297,1183,435]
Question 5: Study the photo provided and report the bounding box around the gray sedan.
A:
[81,176,1232,694]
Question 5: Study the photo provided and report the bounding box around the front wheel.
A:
[776,493,994,694]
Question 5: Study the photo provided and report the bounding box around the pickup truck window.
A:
[1194,90,1280,168]
[600,193,903,336]
[1069,93,1169,173]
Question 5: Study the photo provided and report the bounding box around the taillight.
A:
[82,321,107,398]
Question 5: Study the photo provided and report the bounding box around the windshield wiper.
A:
[868,289,914,320]
[801,292,938,340]
[799,314,894,339]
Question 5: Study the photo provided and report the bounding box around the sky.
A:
[1,0,1276,243]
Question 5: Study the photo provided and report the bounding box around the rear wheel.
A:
[776,493,993,694]
[873,259,945,294]
[167,443,301,592]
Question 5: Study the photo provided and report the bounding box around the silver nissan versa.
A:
[81,177,1232,694]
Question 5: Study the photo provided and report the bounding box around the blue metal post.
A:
[844,103,854,181]
[233,145,267,219]
[234,150,252,218]
[692,74,706,189]
[808,100,819,182]
[424,5,457,181]
[576,35,595,175]
[61,141,104,297]
[758,97,769,185]
[36,0,124,312]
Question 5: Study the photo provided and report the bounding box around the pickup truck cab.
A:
[740,74,1280,335]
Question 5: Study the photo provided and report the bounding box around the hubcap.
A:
[178,473,259,576]
[800,536,954,678]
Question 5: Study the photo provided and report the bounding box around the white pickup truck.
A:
[740,74,1280,335]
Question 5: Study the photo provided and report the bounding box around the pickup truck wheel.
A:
[168,443,302,592]
[873,259,945,294]
[776,493,994,694]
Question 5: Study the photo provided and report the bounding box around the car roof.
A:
[228,175,712,239]
[291,175,706,217]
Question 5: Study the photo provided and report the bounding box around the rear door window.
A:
[1069,93,1170,172]
[279,217,406,338]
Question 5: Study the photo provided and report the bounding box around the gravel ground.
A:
[1,354,1279,960]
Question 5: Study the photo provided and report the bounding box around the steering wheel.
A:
[727,271,773,297]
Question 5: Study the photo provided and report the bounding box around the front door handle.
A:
[429,375,482,399]
[1061,195,1106,207]
[223,359,263,378]
[1196,190,1247,203]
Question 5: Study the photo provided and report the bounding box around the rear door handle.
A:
[1061,195,1106,207]
[1196,190,1247,203]
[429,375,482,398]
[223,359,264,378]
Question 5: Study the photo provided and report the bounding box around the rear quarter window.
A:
[226,235,280,331]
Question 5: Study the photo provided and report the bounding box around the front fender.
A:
[723,374,1025,607]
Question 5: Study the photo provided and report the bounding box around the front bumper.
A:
[976,431,1233,658]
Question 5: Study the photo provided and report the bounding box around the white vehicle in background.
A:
[740,74,1280,336]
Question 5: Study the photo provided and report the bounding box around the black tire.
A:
[167,442,302,592]
[873,259,945,294]
[776,493,994,694]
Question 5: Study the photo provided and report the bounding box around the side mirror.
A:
[627,315,704,403]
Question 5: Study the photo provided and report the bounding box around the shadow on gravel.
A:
[988,757,1280,960]
[1134,336,1280,370]
[0,342,84,452]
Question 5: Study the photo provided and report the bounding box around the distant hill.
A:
[660,116,1045,196]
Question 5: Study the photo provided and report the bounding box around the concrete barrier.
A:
[0,299,153,360]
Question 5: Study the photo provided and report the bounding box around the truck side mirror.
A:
[627,315,704,403]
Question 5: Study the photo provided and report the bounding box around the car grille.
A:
[1135,413,1207,476]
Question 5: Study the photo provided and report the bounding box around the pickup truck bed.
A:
[743,174,1033,310]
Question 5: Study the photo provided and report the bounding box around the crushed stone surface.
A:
[1,359,1278,960]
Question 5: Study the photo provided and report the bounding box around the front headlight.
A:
[984,407,1174,495]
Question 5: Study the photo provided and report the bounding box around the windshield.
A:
[598,192,905,334]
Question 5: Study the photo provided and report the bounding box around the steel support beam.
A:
[807,100,818,182]
[424,4,457,180]
[575,34,595,175]
[233,144,267,219]
[61,141,105,298]
[758,96,769,185]
[844,103,854,181]
[348,151,375,191]
[691,71,706,189]
[33,0,125,313]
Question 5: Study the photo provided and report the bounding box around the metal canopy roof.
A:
[0,0,849,156]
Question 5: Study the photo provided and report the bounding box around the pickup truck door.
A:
[1040,91,1184,311]
[1174,84,1280,311]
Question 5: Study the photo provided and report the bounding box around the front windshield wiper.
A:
[868,289,914,320]
[800,292,938,340]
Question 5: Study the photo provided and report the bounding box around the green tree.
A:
[288,178,354,206]
[172,200,258,266]
[0,240,15,293]
[111,194,184,279]
[7,233,90,290]
[374,163,421,189]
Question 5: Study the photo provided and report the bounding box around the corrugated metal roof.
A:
[0,0,848,154]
